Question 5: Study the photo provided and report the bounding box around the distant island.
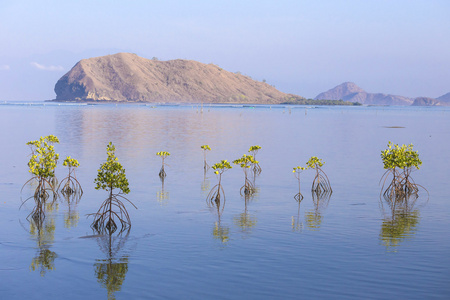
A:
[54,53,300,104]
[315,82,450,106]
[53,53,448,106]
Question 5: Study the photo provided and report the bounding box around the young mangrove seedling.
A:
[248,145,262,175]
[90,142,136,234]
[380,142,426,203]
[22,135,60,222]
[201,145,211,171]
[156,151,170,178]
[233,154,258,196]
[58,156,83,202]
[306,156,332,194]
[293,166,307,201]
[206,160,232,213]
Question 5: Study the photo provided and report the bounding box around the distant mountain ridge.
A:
[316,82,450,106]
[54,53,302,104]
[315,82,413,105]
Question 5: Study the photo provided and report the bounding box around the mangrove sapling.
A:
[156,151,170,179]
[380,142,427,202]
[22,135,60,221]
[248,145,262,176]
[90,142,137,234]
[58,156,83,202]
[206,160,232,214]
[306,156,332,194]
[201,145,211,171]
[233,154,258,196]
[293,166,307,202]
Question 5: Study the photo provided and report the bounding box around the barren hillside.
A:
[54,53,298,104]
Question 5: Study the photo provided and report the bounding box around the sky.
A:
[0,0,449,101]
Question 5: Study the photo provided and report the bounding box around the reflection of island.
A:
[94,231,130,300]
[233,196,257,235]
[29,204,58,276]
[305,191,331,231]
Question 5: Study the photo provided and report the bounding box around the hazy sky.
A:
[1,0,449,100]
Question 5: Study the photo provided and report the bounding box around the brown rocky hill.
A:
[411,97,442,106]
[54,53,299,103]
[315,82,413,105]
[437,92,450,103]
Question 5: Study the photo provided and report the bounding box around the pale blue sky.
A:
[0,0,449,100]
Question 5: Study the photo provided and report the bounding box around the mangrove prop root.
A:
[311,167,332,193]
[21,177,58,220]
[380,169,428,205]
[89,194,137,234]
[294,192,304,202]
[240,178,256,196]
[206,183,226,214]
[58,175,83,202]
[252,163,262,176]
[159,166,167,179]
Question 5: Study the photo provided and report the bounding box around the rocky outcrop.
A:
[315,82,413,105]
[411,97,442,106]
[54,53,298,104]
[314,82,364,101]
[437,92,450,103]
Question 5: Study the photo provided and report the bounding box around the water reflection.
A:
[379,192,424,251]
[63,200,79,229]
[212,221,230,244]
[305,190,331,231]
[94,231,130,300]
[380,210,420,251]
[156,177,169,206]
[29,203,58,276]
[201,172,211,196]
[233,196,257,236]
[209,181,230,245]
[292,199,302,232]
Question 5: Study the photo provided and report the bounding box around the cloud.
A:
[0,65,10,70]
[30,62,64,71]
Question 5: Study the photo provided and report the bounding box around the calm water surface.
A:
[0,103,449,299]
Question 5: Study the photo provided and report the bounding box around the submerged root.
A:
[240,178,256,196]
[89,194,137,234]
[294,192,304,202]
[380,170,428,206]
[58,176,83,203]
[312,189,332,210]
[311,170,332,194]
[206,183,226,214]
[159,166,166,179]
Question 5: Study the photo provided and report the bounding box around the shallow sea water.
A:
[0,103,449,299]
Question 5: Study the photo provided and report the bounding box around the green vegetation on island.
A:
[282,97,361,106]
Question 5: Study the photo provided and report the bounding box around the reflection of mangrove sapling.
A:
[201,145,211,171]
[206,160,232,211]
[90,142,137,233]
[306,156,332,193]
[22,135,60,221]
[380,142,425,201]
[293,166,306,201]
[156,151,170,178]
[233,154,257,195]
[248,145,262,175]
[58,156,83,201]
